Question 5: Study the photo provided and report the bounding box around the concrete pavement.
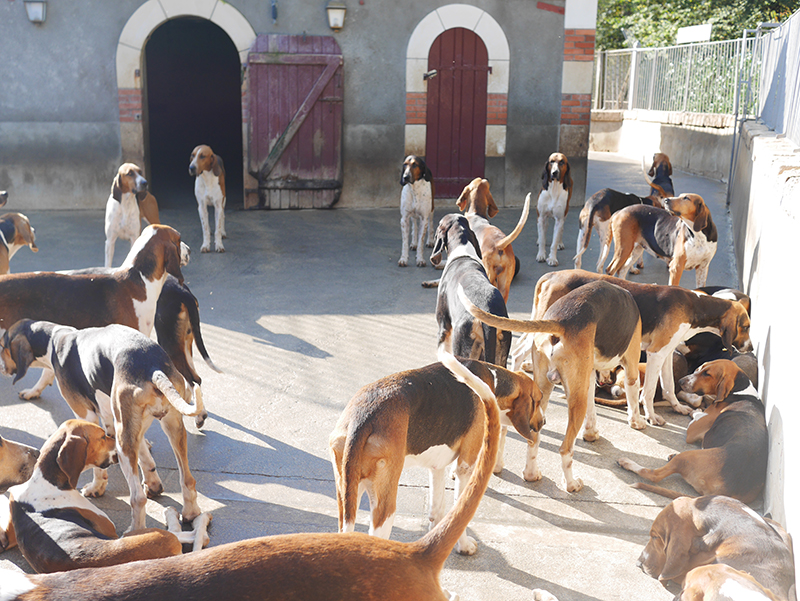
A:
[0,151,739,600]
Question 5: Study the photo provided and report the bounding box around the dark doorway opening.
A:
[144,17,243,208]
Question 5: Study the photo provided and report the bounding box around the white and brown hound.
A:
[460,279,645,492]
[189,145,227,253]
[0,420,210,572]
[0,320,205,532]
[456,177,530,302]
[574,153,674,272]
[398,155,434,267]
[430,214,511,367]
[0,350,503,601]
[606,193,718,287]
[0,436,38,496]
[0,213,37,275]
[536,152,573,267]
[330,356,539,554]
[638,496,796,601]
[104,163,160,268]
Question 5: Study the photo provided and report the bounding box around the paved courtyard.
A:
[0,151,740,600]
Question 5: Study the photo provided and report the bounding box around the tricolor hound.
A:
[638,496,796,601]
[619,359,767,503]
[189,145,227,253]
[536,152,573,267]
[0,436,38,496]
[574,153,674,272]
[460,279,645,492]
[606,193,718,287]
[430,214,511,367]
[0,420,210,571]
[0,350,504,601]
[0,224,188,424]
[330,357,540,554]
[104,163,160,268]
[0,213,37,275]
[510,270,753,424]
[0,319,205,532]
[399,155,435,267]
[456,177,530,302]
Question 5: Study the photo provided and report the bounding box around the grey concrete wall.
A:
[590,110,734,182]
[0,1,574,211]
[728,120,800,540]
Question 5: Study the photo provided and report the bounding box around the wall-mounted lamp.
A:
[326,0,346,31]
[24,0,47,24]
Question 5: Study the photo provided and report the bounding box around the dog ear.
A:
[541,163,550,191]
[467,227,482,259]
[10,335,34,385]
[211,155,222,178]
[714,370,736,401]
[456,187,469,211]
[164,240,184,283]
[692,202,708,232]
[422,161,433,182]
[400,163,406,186]
[429,233,445,266]
[20,221,36,252]
[485,182,499,219]
[56,433,88,490]
[564,160,573,192]
[658,532,693,582]
[648,156,656,177]
[111,173,123,202]
[507,392,534,441]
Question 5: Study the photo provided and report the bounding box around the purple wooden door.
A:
[248,35,343,209]
[426,28,489,198]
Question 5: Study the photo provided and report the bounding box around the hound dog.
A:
[189,145,227,253]
[638,496,796,601]
[574,153,674,272]
[456,177,530,302]
[0,420,210,572]
[430,214,511,367]
[0,350,502,601]
[104,163,160,268]
[606,193,718,287]
[619,360,767,503]
[0,213,37,275]
[0,319,205,532]
[0,436,38,496]
[510,270,753,425]
[0,224,189,402]
[59,270,222,429]
[398,155,434,267]
[330,356,539,554]
[460,280,645,492]
[536,152,573,266]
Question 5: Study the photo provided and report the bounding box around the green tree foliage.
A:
[596,0,800,49]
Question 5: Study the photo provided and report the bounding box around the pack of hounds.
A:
[0,150,794,601]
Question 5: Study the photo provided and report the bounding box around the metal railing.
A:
[757,11,800,147]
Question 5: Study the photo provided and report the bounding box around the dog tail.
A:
[411,348,499,568]
[496,192,532,251]
[641,159,670,200]
[183,288,222,375]
[573,203,595,267]
[631,482,686,499]
[152,371,205,417]
[338,417,374,532]
[457,285,566,336]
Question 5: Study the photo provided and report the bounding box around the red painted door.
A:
[247,35,343,209]
[426,28,489,198]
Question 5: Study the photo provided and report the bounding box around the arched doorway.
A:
[425,28,489,198]
[144,18,243,207]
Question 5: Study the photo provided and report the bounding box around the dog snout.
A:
[189,163,197,177]
[678,374,694,392]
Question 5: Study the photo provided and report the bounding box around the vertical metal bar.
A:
[647,50,657,110]
[681,45,693,113]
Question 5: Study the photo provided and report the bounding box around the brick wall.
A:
[561,29,595,126]
[118,88,142,123]
[405,91,508,126]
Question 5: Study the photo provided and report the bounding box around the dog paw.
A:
[81,480,108,498]
[426,241,434,248]
[398,258,408,267]
[200,245,211,253]
[416,260,427,268]
[195,412,208,429]
[533,589,560,601]
[410,244,417,251]
[523,467,542,482]
[672,402,693,415]
[629,266,641,275]
[181,504,202,524]
[143,481,164,499]
[536,252,547,263]
[547,257,559,267]
[582,427,600,442]
[557,242,565,250]
[455,535,478,556]
[492,459,505,474]
[18,388,41,400]
[215,245,225,253]
[646,413,666,427]
[565,477,584,493]
[628,415,647,430]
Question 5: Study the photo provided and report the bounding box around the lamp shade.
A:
[24,1,47,24]
[326,0,346,31]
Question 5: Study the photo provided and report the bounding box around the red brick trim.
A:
[487,93,507,125]
[563,29,595,62]
[537,2,564,14]
[118,88,142,123]
[406,92,427,124]
[560,93,592,125]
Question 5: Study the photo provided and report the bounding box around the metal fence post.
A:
[627,44,638,110]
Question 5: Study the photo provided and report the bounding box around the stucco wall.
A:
[0,0,586,211]
[590,110,734,181]
[729,120,800,538]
